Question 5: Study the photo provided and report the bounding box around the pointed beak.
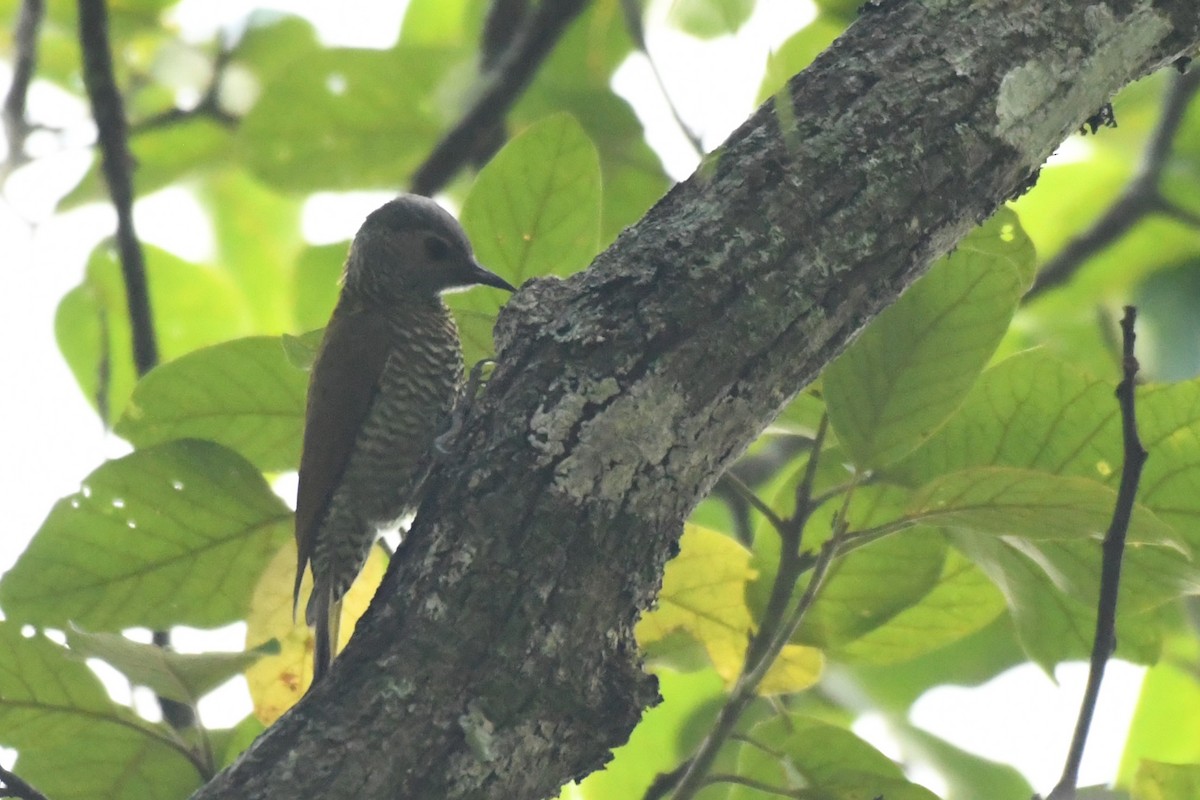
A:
[469,259,516,292]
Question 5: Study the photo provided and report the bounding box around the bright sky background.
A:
[0,0,1145,795]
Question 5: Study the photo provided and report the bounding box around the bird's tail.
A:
[307,583,342,684]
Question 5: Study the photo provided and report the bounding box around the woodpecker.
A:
[294,195,514,682]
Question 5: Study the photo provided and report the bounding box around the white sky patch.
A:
[911,660,1145,790]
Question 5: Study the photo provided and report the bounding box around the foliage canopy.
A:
[3,1,1200,799]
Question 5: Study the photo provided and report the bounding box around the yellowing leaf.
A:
[637,525,822,695]
[760,644,824,696]
[245,540,388,724]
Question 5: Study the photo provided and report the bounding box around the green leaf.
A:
[238,47,451,191]
[234,14,324,83]
[573,668,724,799]
[798,525,948,649]
[845,615,1027,715]
[1135,380,1200,548]
[892,349,1118,485]
[668,0,754,38]
[115,336,308,473]
[1119,641,1200,786]
[0,440,292,631]
[400,0,483,46]
[894,355,1200,611]
[905,467,1181,549]
[755,15,843,105]
[65,628,278,705]
[1007,539,1200,613]
[1133,760,1200,800]
[954,533,1164,670]
[454,112,602,362]
[0,623,202,800]
[60,118,234,208]
[55,243,255,425]
[199,170,304,334]
[514,0,668,242]
[460,112,602,282]
[281,329,325,370]
[732,714,940,800]
[898,725,1034,800]
[294,243,348,331]
[834,548,1006,665]
[824,208,1036,469]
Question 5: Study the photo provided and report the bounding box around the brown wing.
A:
[293,302,393,613]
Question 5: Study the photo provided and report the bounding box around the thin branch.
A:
[703,773,798,798]
[787,415,830,541]
[717,472,788,533]
[77,0,158,376]
[744,416,828,670]
[669,529,842,800]
[0,763,49,800]
[128,43,239,135]
[729,732,786,760]
[1044,306,1148,800]
[76,0,198,754]
[648,417,834,800]
[712,434,812,544]
[1026,68,1200,299]
[618,0,704,157]
[3,0,45,168]
[410,0,590,196]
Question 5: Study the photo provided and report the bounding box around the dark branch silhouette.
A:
[2,0,45,169]
[77,0,158,377]
[1027,69,1200,299]
[0,762,50,800]
[77,0,196,735]
[1045,307,1149,800]
[410,0,590,196]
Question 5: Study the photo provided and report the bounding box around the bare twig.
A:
[712,434,811,544]
[410,0,590,196]
[77,0,158,375]
[3,0,45,168]
[670,529,841,800]
[718,471,788,534]
[77,0,199,747]
[1026,69,1200,299]
[1044,306,1148,800]
[665,417,845,800]
[128,43,239,135]
[745,416,828,668]
[618,0,704,157]
[703,773,798,797]
[0,763,50,800]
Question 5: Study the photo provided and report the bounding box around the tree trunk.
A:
[193,1,1200,798]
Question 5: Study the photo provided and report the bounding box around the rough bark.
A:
[192,1,1200,798]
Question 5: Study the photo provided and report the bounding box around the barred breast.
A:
[310,299,464,611]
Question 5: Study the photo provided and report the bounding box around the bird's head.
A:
[344,195,515,302]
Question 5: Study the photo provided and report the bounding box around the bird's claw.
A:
[434,359,497,457]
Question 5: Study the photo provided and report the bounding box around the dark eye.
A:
[424,236,452,261]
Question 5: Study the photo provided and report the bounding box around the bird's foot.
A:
[434,359,496,456]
